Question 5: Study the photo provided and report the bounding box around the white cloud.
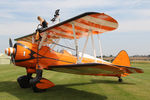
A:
[107,8,150,32]
[0,10,14,19]
[0,0,119,35]
[1,2,150,35]
[0,21,37,35]
[118,19,150,32]
[108,9,150,18]
[0,0,119,18]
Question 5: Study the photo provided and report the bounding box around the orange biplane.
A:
[5,12,143,92]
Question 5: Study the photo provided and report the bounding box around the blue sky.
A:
[0,0,150,56]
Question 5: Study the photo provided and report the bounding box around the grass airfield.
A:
[0,62,150,100]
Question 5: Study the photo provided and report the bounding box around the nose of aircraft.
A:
[5,47,15,56]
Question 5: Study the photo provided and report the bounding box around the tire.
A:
[17,75,32,88]
[118,78,123,82]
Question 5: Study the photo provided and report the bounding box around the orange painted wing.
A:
[15,12,118,43]
[48,63,124,75]
[48,63,143,76]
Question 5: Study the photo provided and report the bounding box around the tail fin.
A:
[112,50,130,67]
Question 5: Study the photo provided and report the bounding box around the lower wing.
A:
[48,63,143,76]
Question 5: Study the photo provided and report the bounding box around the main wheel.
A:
[118,78,123,82]
[17,75,32,88]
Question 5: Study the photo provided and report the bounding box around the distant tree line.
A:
[97,55,114,58]
[131,55,150,57]
[97,55,150,58]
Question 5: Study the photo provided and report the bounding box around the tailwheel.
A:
[17,74,33,88]
[30,78,55,92]
[118,77,123,82]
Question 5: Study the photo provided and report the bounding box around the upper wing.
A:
[15,12,118,43]
[48,63,143,76]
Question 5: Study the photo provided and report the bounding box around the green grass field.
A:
[0,62,150,100]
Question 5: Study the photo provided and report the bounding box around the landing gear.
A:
[118,77,123,82]
[29,69,44,92]
[30,78,46,92]
[17,69,55,92]
[29,69,55,92]
[30,77,55,92]
[17,73,33,88]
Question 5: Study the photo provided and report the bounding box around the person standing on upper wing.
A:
[35,9,60,41]
[35,16,48,41]
[37,16,48,28]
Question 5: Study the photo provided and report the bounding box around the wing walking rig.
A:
[5,12,143,92]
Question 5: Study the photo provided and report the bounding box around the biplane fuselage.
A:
[13,41,116,76]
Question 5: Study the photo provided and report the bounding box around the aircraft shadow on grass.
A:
[57,79,136,87]
[0,80,135,100]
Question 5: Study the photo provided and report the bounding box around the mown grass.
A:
[0,62,149,100]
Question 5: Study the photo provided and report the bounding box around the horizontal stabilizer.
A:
[116,65,144,74]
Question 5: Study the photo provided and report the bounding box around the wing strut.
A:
[80,30,91,62]
[38,32,48,49]
[97,34,103,61]
[91,30,97,62]
[72,23,79,63]
[51,39,60,50]
[32,35,35,44]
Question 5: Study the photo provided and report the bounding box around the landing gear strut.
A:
[30,69,44,92]
[118,77,123,82]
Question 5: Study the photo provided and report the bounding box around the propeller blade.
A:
[8,38,15,66]
[12,56,15,65]
[9,38,13,47]
[10,55,13,64]
[10,55,15,65]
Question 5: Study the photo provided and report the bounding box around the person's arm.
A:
[46,21,48,26]
[40,21,43,26]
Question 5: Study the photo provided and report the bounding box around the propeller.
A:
[8,38,15,65]
[9,38,13,47]
[10,55,15,65]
